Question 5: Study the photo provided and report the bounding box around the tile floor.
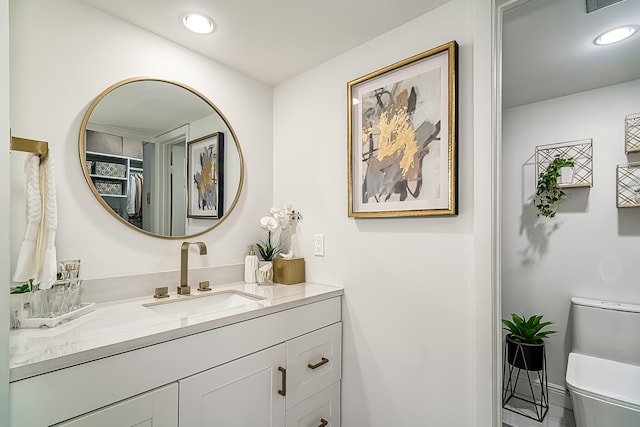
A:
[502,402,576,427]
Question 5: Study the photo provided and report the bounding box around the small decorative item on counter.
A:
[59,259,81,280]
[9,281,32,329]
[256,204,303,261]
[256,216,281,261]
[273,257,305,285]
[10,282,31,294]
[255,262,273,285]
[10,258,94,328]
[244,247,259,284]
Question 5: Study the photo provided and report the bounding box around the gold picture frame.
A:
[347,41,458,217]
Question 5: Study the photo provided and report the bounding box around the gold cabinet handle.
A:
[319,419,328,427]
[307,357,329,370]
[277,366,287,396]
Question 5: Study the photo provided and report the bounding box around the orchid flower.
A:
[256,205,302,261]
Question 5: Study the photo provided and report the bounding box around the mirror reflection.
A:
[79,78,243,238]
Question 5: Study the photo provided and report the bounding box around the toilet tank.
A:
[570,297,640,367]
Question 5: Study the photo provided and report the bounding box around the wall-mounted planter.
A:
[625,113,640,154]
[616,162,640,208]
[534,140,593,217]
[535,139,593,189]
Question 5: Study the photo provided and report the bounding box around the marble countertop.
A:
[9,281,343,382]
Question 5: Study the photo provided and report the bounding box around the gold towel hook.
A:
[10,136,49,161]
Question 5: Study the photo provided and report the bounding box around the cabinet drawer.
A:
[286,322,342,408]
[286,382,340,427]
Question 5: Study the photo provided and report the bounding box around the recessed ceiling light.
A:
[183,13,215,34]
[593,25,638,46]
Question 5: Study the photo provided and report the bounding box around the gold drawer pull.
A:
[277,366,286,396]
[307,357,329,370]
[319,419,328,427]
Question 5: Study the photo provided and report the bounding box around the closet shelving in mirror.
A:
[535,139,593,188]
[616,162,640,208]
[85,151,142,198]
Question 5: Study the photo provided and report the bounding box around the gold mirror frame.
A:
[78,77,244,239]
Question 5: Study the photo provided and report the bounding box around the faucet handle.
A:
[177,285,191,295]
[198,280,211,292]
[154,287,169,299]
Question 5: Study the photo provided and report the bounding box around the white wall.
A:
[1,0,10,423]
[502,79,640,389]
[9,0,273,280]
[274,0,478,425]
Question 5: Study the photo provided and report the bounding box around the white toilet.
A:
[566,297,640,427]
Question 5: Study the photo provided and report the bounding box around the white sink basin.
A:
[143,290,265,317]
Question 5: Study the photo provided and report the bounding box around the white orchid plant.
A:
[256,205,302,261]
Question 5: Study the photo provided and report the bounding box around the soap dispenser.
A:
[244,246,259,284]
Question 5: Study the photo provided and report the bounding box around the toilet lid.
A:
[566,353,640,410]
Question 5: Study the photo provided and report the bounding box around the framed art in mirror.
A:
[187,132,224,219]
[347,40,458,217]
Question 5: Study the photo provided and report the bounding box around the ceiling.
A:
[77,0,640,107]
[78,0,450,86]
[502,0,640,108]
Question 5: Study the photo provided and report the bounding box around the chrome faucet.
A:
[178,241,208,295]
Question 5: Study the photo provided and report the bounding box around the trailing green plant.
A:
[535,155,574,218]
[502,313,557,343]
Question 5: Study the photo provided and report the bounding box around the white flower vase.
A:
[288,222,300,257]
[256,261,273,285]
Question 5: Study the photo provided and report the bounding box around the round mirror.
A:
[79,77,244,238]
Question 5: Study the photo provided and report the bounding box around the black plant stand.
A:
[502,336,549,422]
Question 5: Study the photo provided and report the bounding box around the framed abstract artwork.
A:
[187,132,224,219]
[347,41,458,217]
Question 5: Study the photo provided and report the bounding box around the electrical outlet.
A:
[314,234,325,256]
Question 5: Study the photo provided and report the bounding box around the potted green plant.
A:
[502,313,557,371]
[535,155,574,218]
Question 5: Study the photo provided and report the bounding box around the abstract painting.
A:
[187,132,224,218]
[348,41,458,217]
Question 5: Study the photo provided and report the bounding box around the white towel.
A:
[13,154,42,285]
[12,153,58,289]
[37,156,57,289]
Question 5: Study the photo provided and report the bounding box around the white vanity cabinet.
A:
[55,384,178,427]
[179,322,342,427]
[179,344,286,426]
[9,293,342,427]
